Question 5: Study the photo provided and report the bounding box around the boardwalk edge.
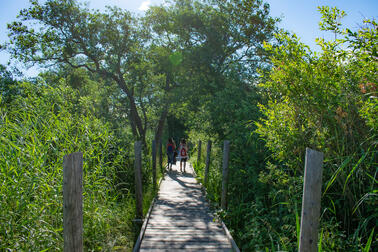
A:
[133,175,165,252]
[221,220,241,252]
[190,163,240,252]
[132,197,155,252]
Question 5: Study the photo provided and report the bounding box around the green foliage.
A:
[5,0,177,143]
[318,6,346,37]
[3,0,376,251]
[0,80,135,250]
[0,64,19,103]
[256,7,377,251]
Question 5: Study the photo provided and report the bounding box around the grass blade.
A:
[363,227,374,252]
[343,150,369,194]
[323,155,352,195]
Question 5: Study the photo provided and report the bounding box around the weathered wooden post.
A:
[204,140,212,186]
[299,148,324,252]
[197,140,202,166]
[159,141,163,174]
[152,140,157,191]
[221,140,230,210]
[63,152,83,252]
[134,141,143,218]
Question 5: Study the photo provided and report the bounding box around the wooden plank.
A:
[145,226,222,231]
[146,221,222,227]
[154,202,208,206]
[143,234,229,241]
[158,191,204,195]
[149,211,214,216]
[154,198,207,202]
[140,249,232,252]
[152,201,209,206]
[148,219,217,224]
[145,229,223,233]
[145,230,223,235]
[151,206,211,211]
[152,207,209,212]
[299,148,324,252]
[141,240,232,247]
[152,202,208,206]
[149,212,214,218]
[63,152,83,252]
[140,247,232,251]
[140,242,232,249]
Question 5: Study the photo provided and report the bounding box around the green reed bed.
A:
[0,82,136,251]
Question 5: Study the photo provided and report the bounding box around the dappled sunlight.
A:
[140,163,232,250]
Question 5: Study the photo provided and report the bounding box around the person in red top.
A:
[179,138,188,173]
[166,138,176,171]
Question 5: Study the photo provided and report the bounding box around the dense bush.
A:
[191,8,376,252]
[255,11,377,251]
[0,80,136,250]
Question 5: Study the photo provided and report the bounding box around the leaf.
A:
[296,207,300,250]
[323,155,353,195]
[343,150,369,194]
[318,228,323,252]
[352,192,377,215]
[363,227,374,252]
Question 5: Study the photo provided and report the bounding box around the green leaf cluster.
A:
[256,8,377,250]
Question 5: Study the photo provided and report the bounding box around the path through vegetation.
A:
[139,163,234,251]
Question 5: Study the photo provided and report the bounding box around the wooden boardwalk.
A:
[138,163,236,251]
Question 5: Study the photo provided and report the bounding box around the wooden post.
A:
[299,148,324,252]
[221,140,230,210]
[152,140,157,191]
[197,140,202,166]
[159,141,163,174]
[204,140,212,186]
[63,152,83,252]
[134,141,143,218]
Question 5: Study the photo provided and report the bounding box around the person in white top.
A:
[179,138,188,173]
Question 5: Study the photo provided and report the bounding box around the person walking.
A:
[166,138,176,171]
[179,138,188,173]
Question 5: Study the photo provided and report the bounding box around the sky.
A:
[0,0,377,77]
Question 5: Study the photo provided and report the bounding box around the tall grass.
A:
[191,139,223,205]
[0,82,136,251]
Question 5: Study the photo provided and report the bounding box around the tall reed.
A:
[0,82,136,251]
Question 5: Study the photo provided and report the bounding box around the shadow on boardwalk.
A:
[138,163,234,251]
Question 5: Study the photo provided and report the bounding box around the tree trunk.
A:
[154,105,169,149]
[129,97,146,141]
[154,73,173,147]
[116,77,146,143]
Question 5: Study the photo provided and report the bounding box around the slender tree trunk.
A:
[153,73,173,148]
[116,77,146,142]
[129,97,145,141]
[127,109,138,137]
[154,105,169,149]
